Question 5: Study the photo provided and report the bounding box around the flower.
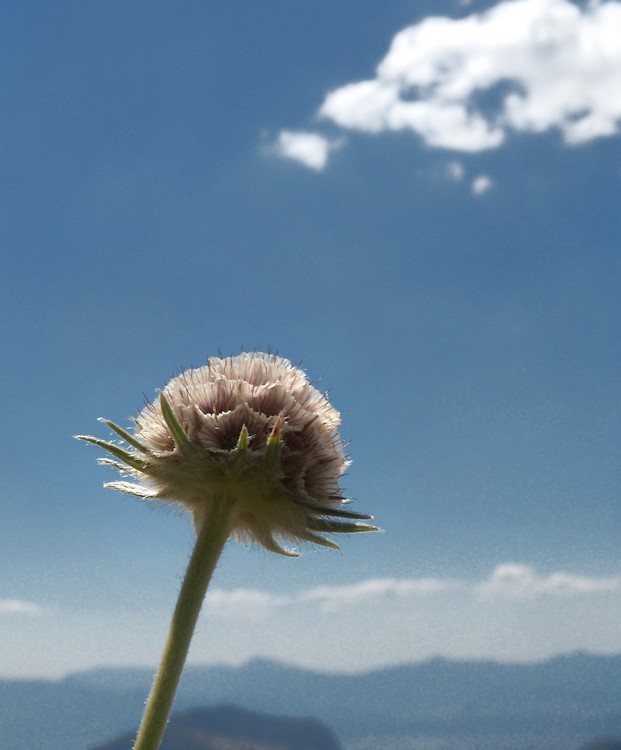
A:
[77,352,376,555]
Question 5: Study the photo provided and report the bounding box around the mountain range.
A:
[1,652,620,750]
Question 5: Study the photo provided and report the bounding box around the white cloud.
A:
[447,160,466,180]
[300,577,458,611]
[204,588,287,621]
[205,565,620,620]
[270,130,343,171]
[189,566,621,672]
[205,577,456,619]
[477,563,621,600]
[471,174,494,195]
[318,0,621,152]
[0,599,42,616]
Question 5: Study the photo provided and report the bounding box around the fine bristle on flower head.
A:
[77,352,377,555]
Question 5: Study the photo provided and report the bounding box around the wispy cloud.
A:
[316,0,621,153]
[0,599,42,616]
[205,565,618,620]
[471,174,494,196]
[300,577,458,611]
[477,563,621,600]
[204,588,287,621]
[205,577,456,619]
[446,160,465,181]
[268,130,344,171]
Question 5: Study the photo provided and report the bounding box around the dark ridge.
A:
[91,704,343,750]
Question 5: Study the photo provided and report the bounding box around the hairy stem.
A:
[133,498,235,750]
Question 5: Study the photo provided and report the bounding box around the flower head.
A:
[77,353,376,556]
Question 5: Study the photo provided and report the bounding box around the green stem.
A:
[133,498,235,750]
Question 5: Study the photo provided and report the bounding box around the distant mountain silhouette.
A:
[581,741,621,750]
[91,704,343,750]
[2,652,621,750]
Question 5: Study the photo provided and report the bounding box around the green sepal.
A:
[236,424,249,451]
[307,518,380,535]
[99,419,150,454]
[159,394,190,450]
[299,530,341,550]
[104,481,159,498]
[288,494,373,520]
[98,457,132,472]
[261,532,300,558]
[75,435,150,473]
[264,418,282,467]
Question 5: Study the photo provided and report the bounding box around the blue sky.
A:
[1,0,620,678]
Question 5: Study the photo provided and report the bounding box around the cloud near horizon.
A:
[274,0,621,168]
[204,564,620,619]
[477,563,621,600]
[204,576,454,619]
[300,576,459,611]
[7,569,619,677]
[0,599,42,616]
